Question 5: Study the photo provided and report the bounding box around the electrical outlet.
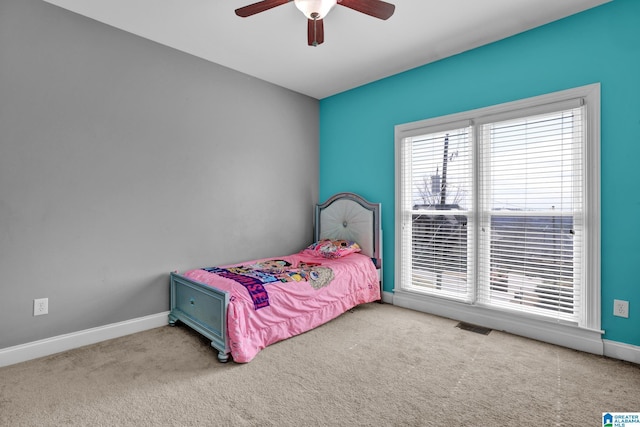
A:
[33,298,48,316]
[613,299,629,318]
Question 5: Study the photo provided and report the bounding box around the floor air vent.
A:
[456,322,492,335]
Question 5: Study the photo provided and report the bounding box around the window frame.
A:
[394,84,602,353]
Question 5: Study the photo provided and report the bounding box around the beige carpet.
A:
[1,303,638,426]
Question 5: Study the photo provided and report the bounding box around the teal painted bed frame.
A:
[168,272,230,362]
[168,192,382,363]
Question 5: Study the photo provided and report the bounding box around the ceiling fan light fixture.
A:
[294,0,337,19]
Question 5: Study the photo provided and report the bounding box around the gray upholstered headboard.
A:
[314,192,382,270]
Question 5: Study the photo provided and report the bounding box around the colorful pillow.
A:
[303,239,361,259]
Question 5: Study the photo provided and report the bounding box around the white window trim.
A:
[394,84,602,355]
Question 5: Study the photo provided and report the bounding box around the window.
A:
[395,85,600,335]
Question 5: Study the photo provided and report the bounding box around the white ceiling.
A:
[42,0,610,99]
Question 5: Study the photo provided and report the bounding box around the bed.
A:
[168,192,382,363]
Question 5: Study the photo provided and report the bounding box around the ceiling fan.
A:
[235,0,395,47]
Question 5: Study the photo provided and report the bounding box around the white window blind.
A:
[477,105,584,322]
[399,124,474,302]
[396,84,600,331]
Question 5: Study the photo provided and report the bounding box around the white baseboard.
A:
[382,291,394,304]
[603,339,640,364]
[3,308,636,368]
[392,290,640,365]
[0,311,170,368]
[393,289,605,356]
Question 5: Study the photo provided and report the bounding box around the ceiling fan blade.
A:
[235,0,291,17]
[337,0,395,20]
[307,18,325,46]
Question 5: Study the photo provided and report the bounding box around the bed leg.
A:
[168,313,178,326]
[216,348,230,363]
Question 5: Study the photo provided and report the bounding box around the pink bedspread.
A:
[183,252,380,363]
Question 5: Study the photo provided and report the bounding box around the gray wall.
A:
[0,0,319,349]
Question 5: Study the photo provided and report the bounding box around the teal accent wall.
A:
[319,0,640,347]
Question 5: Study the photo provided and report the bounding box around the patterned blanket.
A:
[202,259,334,310]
